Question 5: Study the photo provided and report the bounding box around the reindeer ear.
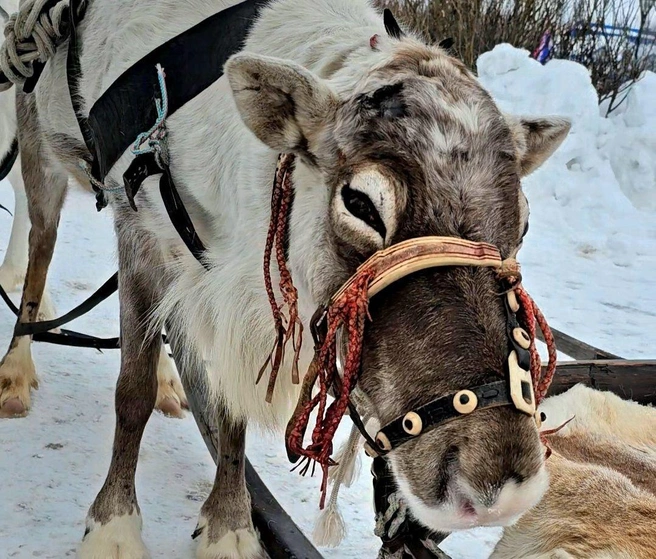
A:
[383,9,405,39]
[225,53,338,154]
[507,116,571,176]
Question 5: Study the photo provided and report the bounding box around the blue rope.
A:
[132,64,169,156]
[78,160,123,193]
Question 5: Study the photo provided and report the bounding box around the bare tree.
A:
[377,0,656,115]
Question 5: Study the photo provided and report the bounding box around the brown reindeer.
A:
[492,385,656,559]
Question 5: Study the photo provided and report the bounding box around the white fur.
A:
[0,58,27,292]
[194,515,262,559]
[78,512,150,559]
[539,383,656,447]
[393,463,549,532]
[32,0,397,429]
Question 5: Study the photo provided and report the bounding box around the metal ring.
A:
[513,327,531,349]
[375,431,392,452]
[453,390,478,414]
[402,411,423,436]
[507,290,520,313]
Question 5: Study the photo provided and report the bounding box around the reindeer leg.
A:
[165,325,264,559]
[0,94,65,418]
[194,414,265,559]
[0,158,58,321]
[78,218,164,559]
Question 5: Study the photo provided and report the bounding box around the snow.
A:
[1,44,655,558]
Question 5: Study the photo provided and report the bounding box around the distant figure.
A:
[533,30,553,64]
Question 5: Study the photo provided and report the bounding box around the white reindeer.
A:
[0,0,573,557]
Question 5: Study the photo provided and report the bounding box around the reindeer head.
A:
[226,18,569,533]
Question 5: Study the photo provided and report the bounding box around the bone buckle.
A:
[508,350,536,416]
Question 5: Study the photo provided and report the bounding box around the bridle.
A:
[261,154,557,508]
[307,237,538,459]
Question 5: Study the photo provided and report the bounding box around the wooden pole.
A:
[166,326,324,559]
[545,359,656,405]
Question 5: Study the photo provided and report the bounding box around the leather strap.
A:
[330,237,502,304]
[373,380,512,454]
[87,0,268,182]
[0,273,121,350]
[159,165,210,269]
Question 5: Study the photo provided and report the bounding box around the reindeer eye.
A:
[341,185,387,238]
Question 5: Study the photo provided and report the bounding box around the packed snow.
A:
[1,44,655,559]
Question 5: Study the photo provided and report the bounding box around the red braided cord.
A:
[286,271,374,508]
[261,155,559,503]
[515,286,558,456]
[260,155,303,402]
[515,286,557,406]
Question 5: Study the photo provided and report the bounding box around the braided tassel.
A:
[329,422,364,488]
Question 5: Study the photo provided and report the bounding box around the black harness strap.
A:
[376,380,512,453]
[0,275,120,350]
[0,138,18,182]
[13,273,118,336]
[88,0,268,182]
[65,0,108,211]
[159,165,209,267]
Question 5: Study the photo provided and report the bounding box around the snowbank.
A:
[0,45,655,559]
[478,44,656,358]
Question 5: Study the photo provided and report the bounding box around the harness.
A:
[265,154,557,558]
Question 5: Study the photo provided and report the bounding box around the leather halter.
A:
[306,237,536,458]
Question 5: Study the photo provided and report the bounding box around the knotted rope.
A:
[0,0,71,92]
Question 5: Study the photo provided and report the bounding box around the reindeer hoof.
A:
[78,513,151,559]
[156,396,186,419]
[155,352,188,419]
[0,397,28,418]
[196,528,265,559]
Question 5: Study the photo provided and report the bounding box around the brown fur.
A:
[274,39,556,508]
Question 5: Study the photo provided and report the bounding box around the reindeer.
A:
[0,0,571,557]
[492,384,656,559]
[0,0,188,419]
